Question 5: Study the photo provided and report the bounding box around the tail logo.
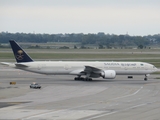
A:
[15,50,24,60]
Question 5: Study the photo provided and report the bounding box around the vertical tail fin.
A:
[9,40,33,63]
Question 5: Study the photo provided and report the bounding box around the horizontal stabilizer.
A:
[1,62,15,67]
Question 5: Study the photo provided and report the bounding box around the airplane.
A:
[1,40,158,81]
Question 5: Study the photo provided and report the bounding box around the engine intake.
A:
[101,70,116,79]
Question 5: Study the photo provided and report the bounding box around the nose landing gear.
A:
[144,74,148,81]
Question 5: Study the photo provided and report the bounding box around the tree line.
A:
[0,32,160,47]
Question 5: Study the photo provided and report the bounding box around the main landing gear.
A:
[144,74,148,81]
[74,76,92,81]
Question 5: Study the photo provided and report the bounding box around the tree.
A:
[74,45,77,49]
[138,45,143,49]
[99,44,104,49]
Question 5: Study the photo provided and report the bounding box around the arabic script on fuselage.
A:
[104,63,136,66]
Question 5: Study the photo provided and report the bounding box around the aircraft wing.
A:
[70,66,102,77]
[84,66,102,73]
[83,66,102,78]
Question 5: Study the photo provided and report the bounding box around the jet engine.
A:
[101,70,116,79]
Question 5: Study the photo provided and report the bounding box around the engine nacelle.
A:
[101,70,116,79]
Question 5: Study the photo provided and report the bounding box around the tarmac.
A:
[0,65,160,120]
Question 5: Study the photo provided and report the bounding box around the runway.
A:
[0,66,160,120]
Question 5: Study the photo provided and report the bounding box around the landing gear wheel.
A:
[74,77,85,81]
[81,77,84,80]
[74,77,92,81]
[84,78,92,81]
[144,74,148,81]
[144,78,147,81]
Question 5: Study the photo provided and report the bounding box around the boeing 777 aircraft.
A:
[1,40,158,81]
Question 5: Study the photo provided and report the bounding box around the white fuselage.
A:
[15,61,157,77]
[6,40,158,80]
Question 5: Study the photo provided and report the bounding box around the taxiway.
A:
[0,66,160,120]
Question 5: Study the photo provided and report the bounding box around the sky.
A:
[0,0,160,36]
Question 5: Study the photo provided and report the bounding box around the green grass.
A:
[0,52,160,59]
[153,71,160,74]
[0,48,160,68]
